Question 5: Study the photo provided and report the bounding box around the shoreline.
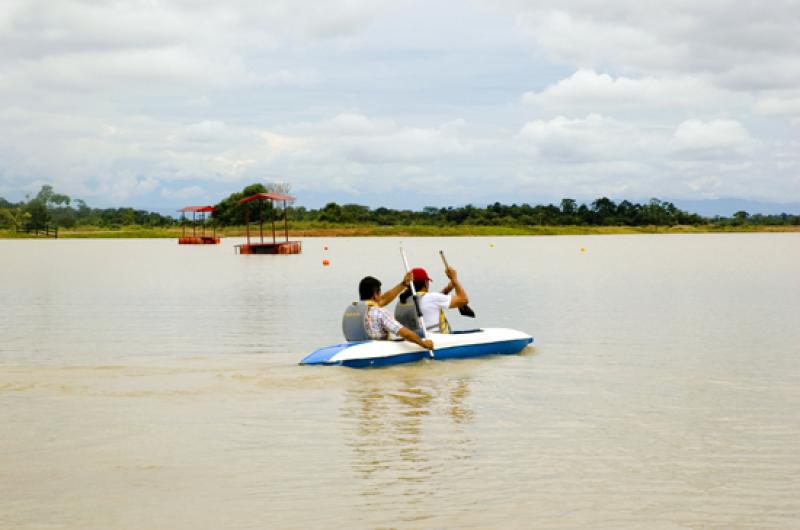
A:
[2,224,799,239]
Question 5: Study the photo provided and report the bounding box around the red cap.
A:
[411,267,431,282]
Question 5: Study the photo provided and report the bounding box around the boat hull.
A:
[300,328,533,368]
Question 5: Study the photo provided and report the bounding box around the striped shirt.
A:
[364,304,402,340]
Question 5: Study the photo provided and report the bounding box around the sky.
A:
[1,0,799,212]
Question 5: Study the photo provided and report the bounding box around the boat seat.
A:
[342,302,371,342]
[394,299,424,337]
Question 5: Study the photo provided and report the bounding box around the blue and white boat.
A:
[300,328,533,368]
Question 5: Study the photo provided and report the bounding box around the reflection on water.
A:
[342,375,474,522]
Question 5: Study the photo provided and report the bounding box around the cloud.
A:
[508,1,800,90]
[0,0,394,95]
[0,105,474,202]
[671,119,755,158]
[522,69,749,114]
[510,113,785,201]
[755,90,800,118]
[0,108,300,199]
[160,185,206,200]
[516,114,656,162]
[516,114,756,163]
[95,175,161,203]
[284,113,472,164]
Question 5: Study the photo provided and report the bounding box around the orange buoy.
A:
[322,259,330,266]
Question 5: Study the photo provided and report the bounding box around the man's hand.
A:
[445,267,469,309]
[380,272,414,306]
[398,327,434,350]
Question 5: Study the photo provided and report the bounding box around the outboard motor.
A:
[342,302,370,341]
[394,299,423,337]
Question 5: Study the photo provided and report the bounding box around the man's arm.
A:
[378,271,412,307]
[397,327,434,350]
[445,267,469,308]
[377,306,433,350]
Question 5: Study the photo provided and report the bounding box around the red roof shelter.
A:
[235,193,301,255]
[178,205,220,245]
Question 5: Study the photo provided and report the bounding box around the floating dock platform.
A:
[178,235,221,245]
[235,192,301,255]
[178,206,220,245]
[236,241,301,254]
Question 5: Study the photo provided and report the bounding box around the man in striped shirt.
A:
[359,276,434,350]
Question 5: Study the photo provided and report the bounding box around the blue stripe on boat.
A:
[341,351,427,368]
[299,342,365,365]
[432,337,532,360]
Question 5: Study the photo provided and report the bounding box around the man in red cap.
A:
[409,266,469,333]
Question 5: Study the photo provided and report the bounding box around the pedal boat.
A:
[300,328,533,368]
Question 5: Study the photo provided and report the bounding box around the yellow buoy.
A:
[580,247,586,252]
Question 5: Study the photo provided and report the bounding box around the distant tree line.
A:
[0,185,176,230]
[213,185,800,228]
[284,198,707,227]
[2,183,799,230]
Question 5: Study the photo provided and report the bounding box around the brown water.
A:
[1,235,799,529]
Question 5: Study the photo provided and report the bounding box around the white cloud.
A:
[671,119,755,157]
[755,90,800,118]
[284,113,472,164]
[0,0,395,95]
[517,10,676,73]
[97,175,161,203]
[0,105,474,201]
[507,1,800,89]
[160,185,206,200]
[509,113,788,201]
[522,69,749,113]
[516,114,658,162]
[687,175,724,194]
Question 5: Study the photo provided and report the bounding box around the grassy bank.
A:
[2,223,799,239]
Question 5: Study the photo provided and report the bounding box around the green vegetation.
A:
[2,183,799,239]
[0,185,175,233]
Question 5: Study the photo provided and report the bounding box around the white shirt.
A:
[418,292,451,332]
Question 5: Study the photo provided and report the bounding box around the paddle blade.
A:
[459,304,476,318]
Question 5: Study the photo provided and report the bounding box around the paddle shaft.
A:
[439,250,476,318]
[400,247,434,357]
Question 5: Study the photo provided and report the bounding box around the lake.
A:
[1,234,799,529]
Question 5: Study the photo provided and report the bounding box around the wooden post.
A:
[259,200,264,243]
[245,203,251,245]
[271,199,276,245]
[283,200,289,242]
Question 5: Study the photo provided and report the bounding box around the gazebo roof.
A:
[178,205,215,212]
[239,192,295,203]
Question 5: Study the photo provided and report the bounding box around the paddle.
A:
[439,250,476,318]
[400,245,434,358]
